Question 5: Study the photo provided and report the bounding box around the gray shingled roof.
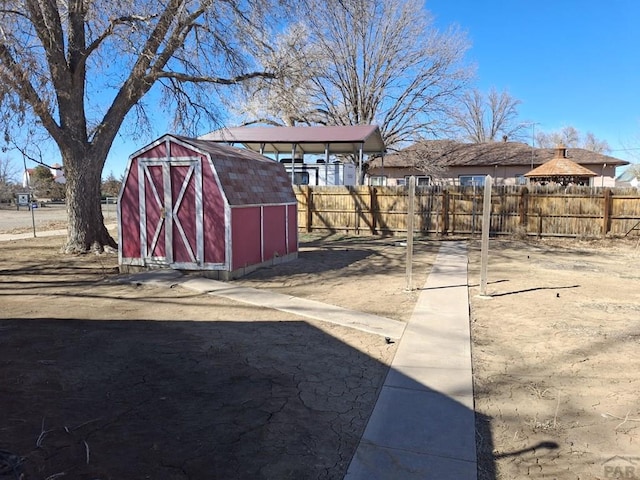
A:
[167,135,297,206]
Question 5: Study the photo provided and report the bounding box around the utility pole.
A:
[519,122,541,170]
[22,154,37,237]
[526,122,540,170]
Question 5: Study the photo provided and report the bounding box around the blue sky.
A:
[425,0,640,165]
[99,1,638,177]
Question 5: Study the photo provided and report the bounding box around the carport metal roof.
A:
[199,125,386,156]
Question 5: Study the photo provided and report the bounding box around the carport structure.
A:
[199,125,386,184]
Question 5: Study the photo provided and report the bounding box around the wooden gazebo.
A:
[525,145,597,186]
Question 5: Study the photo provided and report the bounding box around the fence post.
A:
[370,187,378,234]
[537,207,543,238]
[603,188,612,237]
[519,187,529,227]
[451,191,456,234]
[406,176,416,291]
[441,189,450,235]
[306,187,313,233]
[480,175,492,296]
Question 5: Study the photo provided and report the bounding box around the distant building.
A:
[23,163,65,188]
[616,168,640,188]
[366,140,628,187]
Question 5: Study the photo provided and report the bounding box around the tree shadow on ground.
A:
[0,315,540,480]
[0,318,389,479]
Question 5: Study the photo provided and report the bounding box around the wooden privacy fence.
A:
[293,185,640,238]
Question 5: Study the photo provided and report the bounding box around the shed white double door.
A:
[138,158,204,268]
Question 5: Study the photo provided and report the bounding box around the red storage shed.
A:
[118,134,298,279]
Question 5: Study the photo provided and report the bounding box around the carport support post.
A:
[324,143,330,184]
[358,143,364,186]
[480,175,492,296]
[291,144,297,184]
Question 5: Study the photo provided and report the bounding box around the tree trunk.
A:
[62,150,117,254]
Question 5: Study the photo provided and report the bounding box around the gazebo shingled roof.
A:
[524,145,597,179]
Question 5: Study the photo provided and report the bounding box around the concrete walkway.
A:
[345,241,476,479]
[120,269,407,340]
[0,228,69,242]
[0,224,117,242]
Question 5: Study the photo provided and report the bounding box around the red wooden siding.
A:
[287,204,298,253]
[120,158,141,258]
[231,208,262,269]
[262,206,287,259]
[202,158,226,264]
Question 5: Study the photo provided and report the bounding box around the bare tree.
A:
[452,87,525,142]
[229,24,326,127]
[409,141,459,182]
[234,0,472,149]
[536,127,610,153]
[0,156,19,184]
[0,156,19,202]
[101,171,122,198]
[582,132,611,153]
[0,0,294,253]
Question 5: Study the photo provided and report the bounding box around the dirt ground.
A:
[3,214,640,480]
[468,236,640,479]
[0,229,436,480]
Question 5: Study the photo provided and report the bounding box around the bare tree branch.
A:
[0,0,299,252]
[451,87,524,143]
[231,0,472,148]
[85,14,158,58]
[536,127,609,152]
[152,70,275,85]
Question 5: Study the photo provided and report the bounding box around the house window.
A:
[404,175,431,186]
[396,178,406,186]
[293,172,310,185]
[459,175,485,187]
[369,176,387,186]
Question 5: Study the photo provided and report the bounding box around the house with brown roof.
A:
[366,140,628,187]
